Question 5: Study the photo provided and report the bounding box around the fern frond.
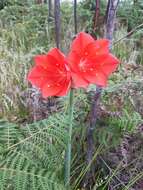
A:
[0,113,69,190]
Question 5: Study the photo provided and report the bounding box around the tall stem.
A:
[65,89,74,187]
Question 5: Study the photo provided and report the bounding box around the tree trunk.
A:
[35,0,43,4]
[134,0,138,5]
[48,0,52,20]
[74,0,77,34]
[54,0,61,49]
[93,0,100,32]
[105,0,119,41]
[35,0,47,4]
[84,0,119,188]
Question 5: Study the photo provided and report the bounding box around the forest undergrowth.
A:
[0,0,143,189]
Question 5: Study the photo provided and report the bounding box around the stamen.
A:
[79,58,87,70]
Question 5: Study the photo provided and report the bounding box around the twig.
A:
[99,156,127,188]
[113,23,143,45]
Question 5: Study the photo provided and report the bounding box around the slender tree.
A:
[84,0,119,188]
[105,0,119,41]
[48,0,52,20]
[54,0,61,49]
[35,0,43,4]
[74,0,77,34]
[134,0,138,5]
[93,0,100,32]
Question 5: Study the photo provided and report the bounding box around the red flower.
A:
[27,48,71,98]
[68,32,120,88]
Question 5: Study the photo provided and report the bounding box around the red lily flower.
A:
[27,48,71,98]
[68,32,120,88]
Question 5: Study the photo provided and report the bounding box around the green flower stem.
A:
[65,89,74,187]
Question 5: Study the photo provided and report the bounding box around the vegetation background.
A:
[0,0,143,189]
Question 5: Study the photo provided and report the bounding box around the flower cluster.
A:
[28,32,120,98]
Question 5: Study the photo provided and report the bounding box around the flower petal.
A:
[42,84,62,98]
[71,72,89,88]
[87,53,120,76]
[68,51,81,72]
[48,48,66,64]
[70,32,95,56]
[35,48,67,71]
[85,39,109,60]
[83,70,108,87]
[34,55,48,68]
[94,39,109,54]
[27,66,49,88]
[99,54,120,75]
[57,80,71,96]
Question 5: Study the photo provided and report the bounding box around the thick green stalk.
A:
[65,89,74,187]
